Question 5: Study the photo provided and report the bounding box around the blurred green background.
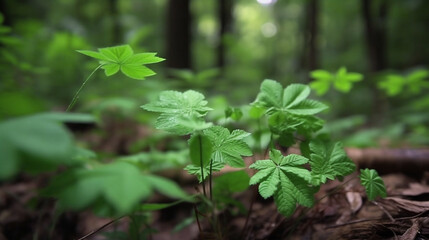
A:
[1,0,429,147]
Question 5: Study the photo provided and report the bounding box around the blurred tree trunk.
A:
[361,0,389,124]
[108,0,122,44]
[301,0,319,80]
[166,0,192,69]
[217,0,233,70]
[362,0,388,71]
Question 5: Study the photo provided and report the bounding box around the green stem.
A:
[66,64,102,112]
[199,134,207,197]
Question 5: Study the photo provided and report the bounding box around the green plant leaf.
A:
[309,141,356,185]
[145,174,190,200]
[0,113,95,180]
[77,45,164,80]
[184,162,224,183]
[254,79,328,116]
[249,149,316,216]
[359,168,387,201]
[189,133,213,167]
[310,67,363,95]
[141,90,213,135]
[204,126,252,168]
[43,161,153,216]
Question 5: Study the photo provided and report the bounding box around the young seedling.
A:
[68,45,164,111]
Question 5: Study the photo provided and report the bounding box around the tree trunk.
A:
[217,0,233,70]
[166,0,192,69]
[108,0,122,44]
[361,0,388,72]
[301,0,319,80]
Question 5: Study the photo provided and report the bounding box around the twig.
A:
[77,216,123,240]
[372,200,395,222]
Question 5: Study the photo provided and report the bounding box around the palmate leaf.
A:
[43,161,189,216]
[359,168,387,201]
[249,149,317,216]
[310,67,363,95]
[141,90,213,135]
[0,113,94,180]
[309,140,356,186]
[77,45,164,80]
[254,79,328,116]
[203,126,252,168]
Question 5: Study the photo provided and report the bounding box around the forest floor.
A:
[1,167,428,239]
[1,123,429,240]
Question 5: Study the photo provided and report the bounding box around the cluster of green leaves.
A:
[142,90,213,135]
[249,79,385,216]
[310,67,363,95]
[78,45,164,80]
[142,89,252,183]
[253,79,327,145]
[378,69,429,96]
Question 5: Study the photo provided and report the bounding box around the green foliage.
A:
[0,113,93,180]
[189,133,213,166]
[309,141,356,185]
[141,90,213,135]
[204,126,252,168]
[378,69,429,96]
[184,162,224,183]
[225,106,243,121]
[254,80,328,115]
[253,79,327,144]
[249,149,316,216]
[310,67,363,95]
[359,168,387,201]
[213,170,250,213]
[44,161,189,216]
[78,45,164,80]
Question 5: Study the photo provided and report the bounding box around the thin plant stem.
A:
[198,134,207,197]
[66,64,102,112]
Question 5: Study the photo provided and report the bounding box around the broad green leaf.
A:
[0,113,94,179]
[141,90,213,135]
[189,134,213,167]
[309,141,356,185]
[78,45,164,80]
[254,80,327,117]
[145,175,190,200]
[103,63,120,76]
[285,99,328,115]
[310,70,332,79]
[204,126,252,168]
[43,161,153,216]
[249,150,316,216]
[359,168,387,201]
[184,162,224,182]
[121,65,155,79]
[282,84,310,108]
[254,79,283,109]
[268,111,324,137]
